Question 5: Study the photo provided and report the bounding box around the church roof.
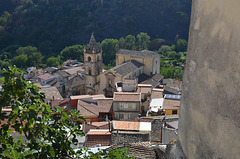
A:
[111,60,143,76]
[116,49,158,58]
[85,33,101,53]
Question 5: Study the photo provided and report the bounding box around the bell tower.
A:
[84,33,102,95]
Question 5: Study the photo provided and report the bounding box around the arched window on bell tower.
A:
[89,69,92,75]
[88,56,91,62]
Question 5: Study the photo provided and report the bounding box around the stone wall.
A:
[178,0,240,158]
[111,131,150,145]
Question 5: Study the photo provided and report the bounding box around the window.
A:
[119,114,124,120]
[172,110,178,114]
[119,103,124,111]
[88,56,91,62]
[89,69,92,75]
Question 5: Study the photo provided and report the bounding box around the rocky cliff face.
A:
[178,0,240,158]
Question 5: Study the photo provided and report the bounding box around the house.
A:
[65,75,85,97]
[149,98,164,113]
[163,98,180,115]
[69,94,113,122]
[40,86,63,103]
[140,73,164,88]
[98,60,143,97]
[84,121,112,133]
[137,84,152,114]
[113,92,141,121]
[151,88,164,99]
[111,121,151,145]
[116,78,137,92]
[86,129,111,147]
[37,73,56,86]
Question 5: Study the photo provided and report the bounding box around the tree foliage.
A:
[60,44,84,62]
[46,56,60,67]
[0,66,133,158]
[0,66,85,158]
[101,39,119,65]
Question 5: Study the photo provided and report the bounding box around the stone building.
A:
[84,33,102,95]
[98,50,160,97]
[113,92,141,121]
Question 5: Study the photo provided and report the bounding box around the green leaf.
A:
[49,146,55,157]
[3,149,21,159]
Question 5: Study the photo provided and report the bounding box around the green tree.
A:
[10,54,27,68]
[175,39,188,52]
[60,44,84,62]
[158,45,172,55]
[118,37,126,49]
[16,46,38,56]
[0,66,85,158]
[125,35,136,50]
[46,56,60,67]
[0,67,133,158]
[136,32,150,50]
[101,39,119,65]
[149,38,166,51]
[26,52,44,67]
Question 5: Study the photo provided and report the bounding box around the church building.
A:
[84,34,161,97]
[84,33,102,95]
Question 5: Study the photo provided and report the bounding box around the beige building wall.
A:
[116,54,159,76]
[98,70,122,94]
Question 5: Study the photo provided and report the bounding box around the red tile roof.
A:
[113,121,140,131]
[113,92,141,102]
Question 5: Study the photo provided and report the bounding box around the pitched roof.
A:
[77,100,99,117]
[111,60,143,76]
[64,66,85,75]
[138,73,150,83]
[151,88,164,99]
[113,92,141,102]
[38,73,55,81]
[97,98,113,113]
[85,33,101,53]
[117,49,158,58]
[141,73,164,87]
[163,99,180,110]
[40,86,63,101]
[67,75,84,87]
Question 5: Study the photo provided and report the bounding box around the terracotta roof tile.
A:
[113,121,140,131]
[113,92,141,102]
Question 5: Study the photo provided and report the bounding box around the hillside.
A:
[0,0,191,57]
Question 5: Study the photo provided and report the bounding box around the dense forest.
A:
[0,0,191,79]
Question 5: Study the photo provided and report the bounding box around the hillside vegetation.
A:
[0,0,191,56]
